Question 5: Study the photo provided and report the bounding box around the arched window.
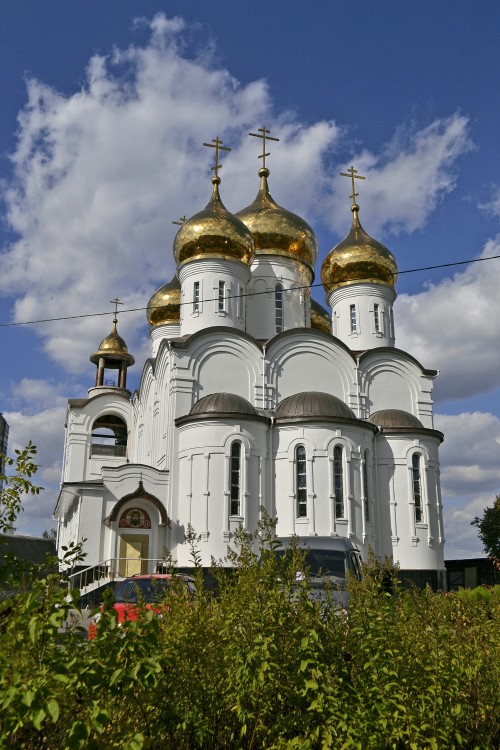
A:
[230,442,242,516]
[295,445,307,517]
[91,415,127,457]
[275,283,284,333]
[334,445,344,518]
[412,454,423,522]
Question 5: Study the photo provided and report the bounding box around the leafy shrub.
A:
[1,454,499,748]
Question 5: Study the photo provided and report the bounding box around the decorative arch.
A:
[91,414,128,458]
[104,481,169,527]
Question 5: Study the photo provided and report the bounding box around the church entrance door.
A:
[118,534,149,577]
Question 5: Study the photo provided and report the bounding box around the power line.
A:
[1,253,499,328]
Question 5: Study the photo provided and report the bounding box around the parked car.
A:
[87,573,195,639]
[273,536,362,611]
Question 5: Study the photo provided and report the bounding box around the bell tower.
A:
[89,298,135,396]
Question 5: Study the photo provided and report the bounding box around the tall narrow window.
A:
[193,281,200,313]
[295,445,307,517]
[390,308,395,338]
[362,450,370,522]
[374,304,380,333]
[334,445,344,518]
[412,454,423,522]
[350,304,357,333]
[218,280,225,312]
[275,283,284,333]
[230,442,242,516]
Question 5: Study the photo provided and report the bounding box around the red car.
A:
[88,573,195,639]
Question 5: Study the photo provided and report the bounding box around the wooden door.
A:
[119,534,149,577]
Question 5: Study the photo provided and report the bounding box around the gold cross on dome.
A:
[340,165,366,206]
[249,126,280,170]
[110,297,123,321]
[203,137,231,178]
[172,215,187,226]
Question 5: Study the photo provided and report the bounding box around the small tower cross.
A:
[203,137,231,178]
[172,215,187,226]
[340,166,366,206]
[110,297,123,322]
[249,126,280,170]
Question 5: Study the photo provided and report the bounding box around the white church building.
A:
[55,135,446,590]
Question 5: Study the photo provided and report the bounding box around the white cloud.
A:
[0,13,341,377]
[396,236,500,402]
[478,185,500,218]
[11,377,70,411]
[434,411,500,558]
[3,406,66,536]
[325,114,473,237]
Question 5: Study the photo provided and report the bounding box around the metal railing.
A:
[67,557,170,594]
[90,444,127,458]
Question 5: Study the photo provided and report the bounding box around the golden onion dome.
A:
[147,275,181,328]
[90,319,135,366]
[310,298,331,334]
[174,176,254,268]
[235,168,318,272]
[321,204,398,294]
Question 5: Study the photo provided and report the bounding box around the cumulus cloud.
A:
[3,405,66,535]
[325,114,473,237]
[396,236,500,402]
[434,411,500,558]
[0,13,342,376]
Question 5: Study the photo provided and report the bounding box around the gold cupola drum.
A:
[146,274,181,328]
[90,299,135,391]
[321,167,399,349]
[236,128,317,273]
[173,138,253,269]
[321,167,398,294]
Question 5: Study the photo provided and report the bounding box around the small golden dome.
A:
[236,168,318,272]
[310,299,331,334]
[90,319,135,366]
[321,205,398,294]
[147,275,181,327]
[174,177,254,268]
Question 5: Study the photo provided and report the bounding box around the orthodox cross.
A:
[340,166,365,206]
[110,297,123,322]
[172,215,187,226]
[203,137,231,178]
[249,126,279,170]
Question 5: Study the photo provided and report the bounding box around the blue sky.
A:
[1,1,499,556]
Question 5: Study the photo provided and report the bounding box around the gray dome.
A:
[276,392,355,420]
[370,409,423,429]
[190,393,257,417]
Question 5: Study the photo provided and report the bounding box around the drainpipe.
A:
[355,356,361,418]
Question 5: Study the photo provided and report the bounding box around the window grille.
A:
[275,284,284,333]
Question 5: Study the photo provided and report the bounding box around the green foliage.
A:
[0,442,41,535]
[472,494,500,561]
[1,457,499,748]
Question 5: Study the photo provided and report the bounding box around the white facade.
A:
[55,165,446,588]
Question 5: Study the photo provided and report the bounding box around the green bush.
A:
[1,454,499,748]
